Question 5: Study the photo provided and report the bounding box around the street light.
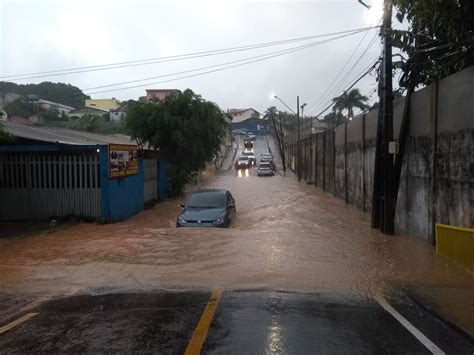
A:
[270,93,302,181]
[301,103,307,138]
[270,93,296,114]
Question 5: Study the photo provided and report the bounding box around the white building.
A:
[227,108,260,123]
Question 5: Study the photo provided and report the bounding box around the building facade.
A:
[227,108,260,123]
[145,89,180,102]
[85,98,121,111]
[0,123,170,222]
[68,107,109,120]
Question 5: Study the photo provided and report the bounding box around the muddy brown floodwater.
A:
[1,167,473,303]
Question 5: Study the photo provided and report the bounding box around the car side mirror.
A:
[179,203,185,208]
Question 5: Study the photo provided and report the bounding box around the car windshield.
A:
[239,156,249,160]
[187,193,225,208]
[259,163,271,168]
[242,151,253,156]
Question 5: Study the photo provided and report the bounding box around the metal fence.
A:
[0,152,101,221]
[436,223,474,271]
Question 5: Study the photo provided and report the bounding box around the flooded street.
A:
[1,136,472,299]
[1,136,473,353]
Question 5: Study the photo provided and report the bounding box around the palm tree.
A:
[332,88,369,120]
[263,106,277,120]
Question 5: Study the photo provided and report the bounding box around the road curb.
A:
[406,292,474,344]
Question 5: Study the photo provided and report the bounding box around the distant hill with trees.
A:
[0,81,89,108]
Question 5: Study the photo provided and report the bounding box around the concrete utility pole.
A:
[371,0,394,234]
[381,0,394,234]
[279,112,287,172]
[297,96,301,182]
[271,112,284,172]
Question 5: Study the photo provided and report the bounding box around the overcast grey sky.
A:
[1,0,385,115]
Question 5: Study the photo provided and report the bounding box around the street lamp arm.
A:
[275,96,296,114]
[358,0,371,9]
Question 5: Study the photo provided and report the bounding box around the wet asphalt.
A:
[1,290,473,354]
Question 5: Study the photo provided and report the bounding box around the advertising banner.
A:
[108,144,138,178]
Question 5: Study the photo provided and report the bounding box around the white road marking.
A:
[375,296,446,355]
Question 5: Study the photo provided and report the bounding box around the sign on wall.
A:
[108,144,139,178]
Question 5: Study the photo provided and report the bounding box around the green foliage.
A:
[126,89,228,196]
[38,119,126,135]
[0,118,14,143]
[78,114,104,132]
[39,107,61,122]
[4,98,34,118]
[322,110,345,129]
[392,1,474,87]
[0,81,89,108]
[280,111,298,131]
[263,106,277,120]
[332,88,369,119]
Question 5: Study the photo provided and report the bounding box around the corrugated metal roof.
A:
[4,122,137,146]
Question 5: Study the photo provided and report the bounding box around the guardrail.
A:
[436,223,474,271]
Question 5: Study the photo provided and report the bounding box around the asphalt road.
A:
[1,291,472,354]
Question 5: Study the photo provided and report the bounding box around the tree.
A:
[79,114,103,132]
[392,1,474,88]
[0,112,13,143]
[126,89,228,196]
[263,106,277,120]
[0,81,89,108]
[4,98,34,118]
[332,88,369,120]
[322,110,345,129]
[279,111,298,131]
[39,107,60,122]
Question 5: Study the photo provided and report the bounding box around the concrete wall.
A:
[289,66,473,242]
[331,66,474,241]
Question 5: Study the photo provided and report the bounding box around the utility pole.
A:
[370,0,394,234]
[279,112,287,172]
[381,0,394,234]
[271,113,284,172]
[297,96,301,181]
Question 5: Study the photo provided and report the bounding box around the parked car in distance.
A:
[236,156,250,168]
[242,150,256,165]
[260,153,273,163]
[257,161,275,176]
[177,189,236,228]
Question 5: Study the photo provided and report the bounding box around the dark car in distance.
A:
[176,189,236,228]
[236,156,251,169]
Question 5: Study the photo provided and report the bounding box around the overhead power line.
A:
[306,29,372,115]
[1,26,380,81]
[307,29,380,116]
[85,31,369,95]
[311,59,380,120]
[284,58,380,136]
[85,30,365,92]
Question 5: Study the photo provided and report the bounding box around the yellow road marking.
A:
[184,289,222,355]
[0,312,39,334]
